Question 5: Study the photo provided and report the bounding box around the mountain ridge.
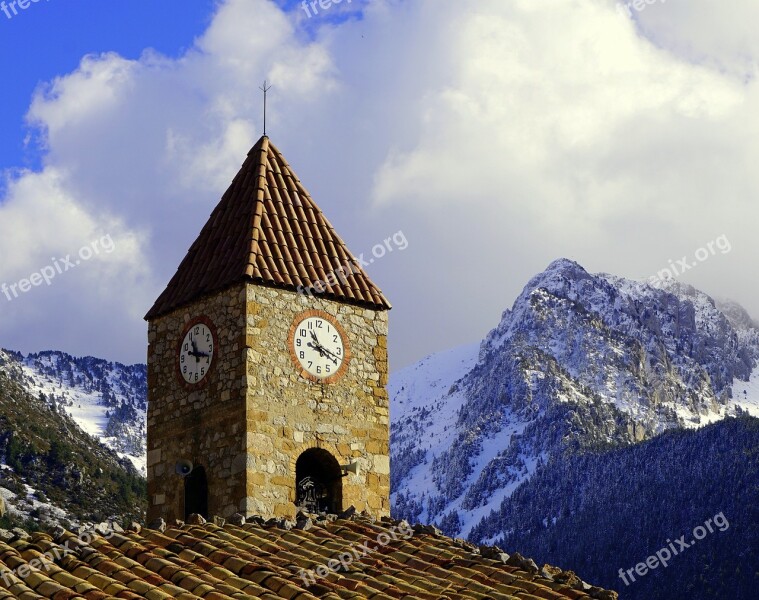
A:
[390,258,759,539]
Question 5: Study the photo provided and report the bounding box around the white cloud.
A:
[372,0,744,226]
[166,118,258,192]
[354,0,759,366]
[0,0,335,363]
[28,54,138,144]
[1,0,758,370]
[631,0,759,77]
[0,168,148,360]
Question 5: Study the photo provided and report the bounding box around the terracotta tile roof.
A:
[0,515,617,600]
[146,136,391,320]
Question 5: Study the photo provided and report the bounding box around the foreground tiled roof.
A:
[0,514,617,600]
[146,136,391,320]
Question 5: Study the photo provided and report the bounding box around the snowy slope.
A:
[0,466,69,525]
[0,350,147,473]
[0,359,146,528]
[391,259,759,539]
[729,368,759,417]
[390,343,547,538]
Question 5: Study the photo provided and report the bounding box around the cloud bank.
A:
[1,0,757,368]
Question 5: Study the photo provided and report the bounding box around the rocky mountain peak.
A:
[391,260,759,540]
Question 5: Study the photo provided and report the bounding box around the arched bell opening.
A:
[184,465,209,519]
[295,448,343,514]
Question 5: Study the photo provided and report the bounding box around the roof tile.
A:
[145,137,391,320]
[0,517,615,600]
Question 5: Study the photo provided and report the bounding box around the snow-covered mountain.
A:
[390,258,759,539]
[0,349,146,473]
[0,351,146,528]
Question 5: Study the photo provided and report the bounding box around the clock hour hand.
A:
[307,341,326,357]
[309,331,328,353]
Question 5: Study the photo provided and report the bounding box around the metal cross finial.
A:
[260,80,272,136]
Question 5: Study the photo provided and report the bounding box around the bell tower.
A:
[144,136,391,522]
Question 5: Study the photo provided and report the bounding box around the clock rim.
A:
[176,315,218,390]
[287,309,351,384]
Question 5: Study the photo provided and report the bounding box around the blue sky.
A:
[0,0,366,177]
[0,0,757,368]
[0,0,216,171]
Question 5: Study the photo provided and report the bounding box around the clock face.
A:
[288,311,349,383]
[178,319,216,386]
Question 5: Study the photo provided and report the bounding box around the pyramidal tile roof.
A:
[0,515,618,600]
[146,136,391,320]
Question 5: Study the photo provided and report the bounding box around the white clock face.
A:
[179,322,215,385]
[291,315,346,381]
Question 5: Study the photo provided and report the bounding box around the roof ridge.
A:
[246,135,269,280]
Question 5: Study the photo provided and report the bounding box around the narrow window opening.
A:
[184,465,209,519]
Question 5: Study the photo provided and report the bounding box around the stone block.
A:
[374,455,390,475]
[147,448,162,467]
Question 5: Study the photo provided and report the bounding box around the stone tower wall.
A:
[146,285,247,523]
[147,283,390,522]
[242,285,390,518]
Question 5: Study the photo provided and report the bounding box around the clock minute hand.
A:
[309,331,329,353]
[319,347,340,365]
[310,331,339,364]
[308,332,338,365]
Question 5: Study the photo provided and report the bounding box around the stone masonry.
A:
[146,283,390,523]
